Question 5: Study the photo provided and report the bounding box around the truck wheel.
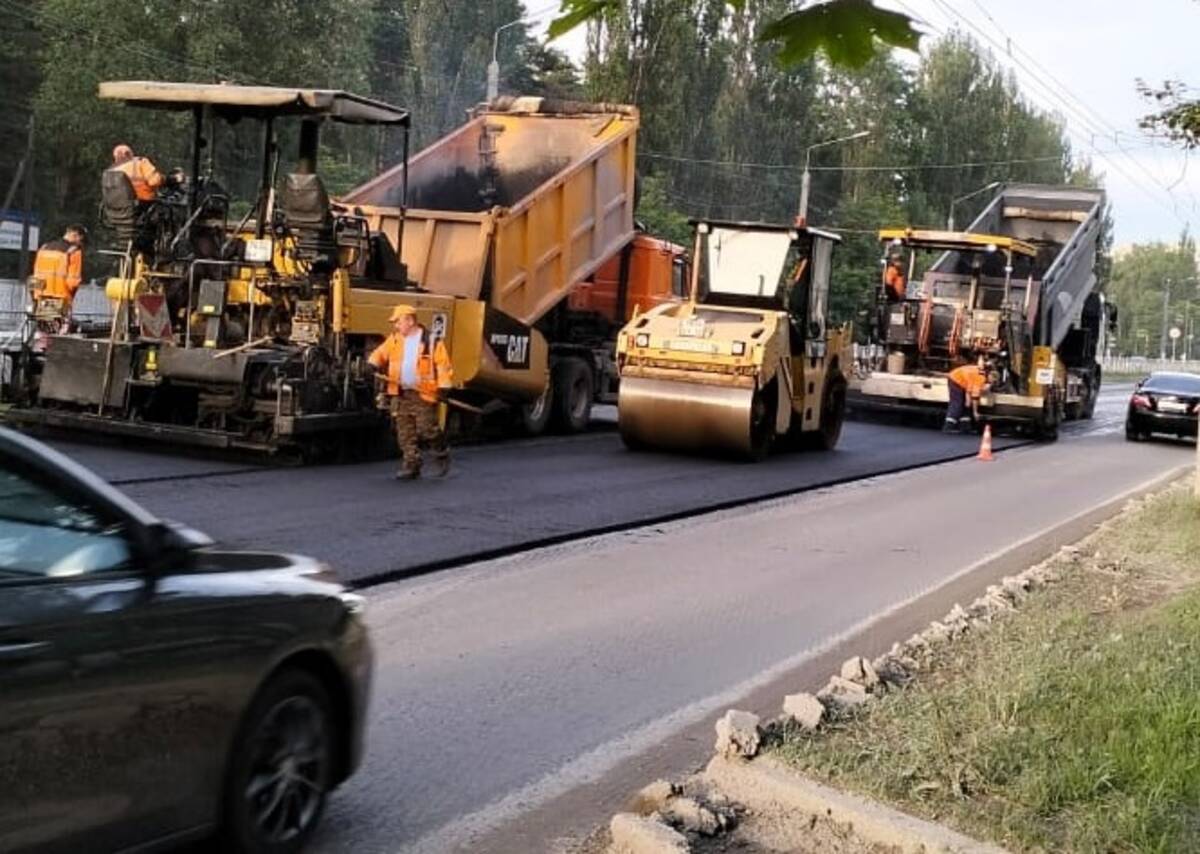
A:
[519,384,553,436]
[1080,368,1100,419]
[805,377,847,451]
[551,358,594,434]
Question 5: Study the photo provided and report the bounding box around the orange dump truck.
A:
[341,96,686,434]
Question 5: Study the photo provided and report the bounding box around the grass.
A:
[771,486,1200,854]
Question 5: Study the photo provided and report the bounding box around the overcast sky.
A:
[537,1,1198,250]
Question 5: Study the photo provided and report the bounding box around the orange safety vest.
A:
[114,156,164,202]
[948,364,987,398]
[32,240,83,305]
[369,327,453,403]
[884,266,906,300]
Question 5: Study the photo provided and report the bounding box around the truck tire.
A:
[1080,368,1100,420]
[551,357,594,434]
[804,376,847,451]
[519,384,553,436]
[745,385,775,462]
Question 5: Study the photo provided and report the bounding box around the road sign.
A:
[136,294,174,341]
[1170,326,1182,340]
[0,218,39,252]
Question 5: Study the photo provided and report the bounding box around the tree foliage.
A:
[1139,80,1200,149]
[550,0,921,69]
[1107,235,1200,358]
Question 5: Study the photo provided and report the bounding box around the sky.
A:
[534,1,1200,250]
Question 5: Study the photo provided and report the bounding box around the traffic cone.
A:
[977,423,994,461]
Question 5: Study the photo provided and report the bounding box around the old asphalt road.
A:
[300,387,1184,853]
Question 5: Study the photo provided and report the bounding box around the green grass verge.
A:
[771,487,1200,854]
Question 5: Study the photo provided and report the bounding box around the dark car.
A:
[1126,371,1200,441]
[0,428,371,854]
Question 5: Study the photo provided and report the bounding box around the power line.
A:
[928,0,1190,228]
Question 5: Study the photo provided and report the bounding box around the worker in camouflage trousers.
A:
[369,304,454,479]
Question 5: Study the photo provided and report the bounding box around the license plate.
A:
[668,338,719,354]
[1159,400,1188,413]
[678,317,706,338]
[889,312,906,325]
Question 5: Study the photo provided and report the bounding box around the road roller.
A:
[616,219,851,459]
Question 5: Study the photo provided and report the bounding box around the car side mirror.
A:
[140,520,213,574]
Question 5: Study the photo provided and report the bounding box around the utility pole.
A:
[488,17,525,103]
[796,130,869,225]
[15,117,35,285]
[1160,276,1172,361]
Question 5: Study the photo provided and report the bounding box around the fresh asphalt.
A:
[57,416,1026,585]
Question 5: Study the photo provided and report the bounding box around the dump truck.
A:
[850,184,1114,439]
[615,219,851,459]
[4,87,684,454]
[340,96,686,436]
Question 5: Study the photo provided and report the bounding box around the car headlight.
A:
[635,333,651,348]
[339,592,367,615]
[731,341,746,356]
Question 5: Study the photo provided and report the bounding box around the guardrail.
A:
[1102,356,1200,376]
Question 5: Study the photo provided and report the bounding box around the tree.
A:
[1139,80,1200,148]
[1107,236,1199,357]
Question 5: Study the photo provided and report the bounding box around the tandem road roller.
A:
[616,219,851,459]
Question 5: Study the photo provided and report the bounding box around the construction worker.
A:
[944,356,991,433]
[369,304,454,479]
[883,253,907,301]
[31,224,86,309]
[110,144,166,202]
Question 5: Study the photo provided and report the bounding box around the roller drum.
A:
[618,376,760,457]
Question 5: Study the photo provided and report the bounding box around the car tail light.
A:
[1131,393,1152,410]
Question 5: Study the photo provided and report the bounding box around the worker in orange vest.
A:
[945,356,992,433]
[369,304,454,479]
[883,253,907,301]
[31,224,87,310]
[111,144,167,202]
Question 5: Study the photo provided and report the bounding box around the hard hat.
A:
[112,144,134,163]
[389,304,417,321]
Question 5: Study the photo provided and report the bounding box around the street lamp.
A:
[487,17,527,103]
[796,130,870,225]
[947,181,1001,231]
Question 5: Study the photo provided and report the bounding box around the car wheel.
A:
[223,669,335,854]
[1125,424,1143,442]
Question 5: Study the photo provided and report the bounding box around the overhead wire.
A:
[926,0,1190,228]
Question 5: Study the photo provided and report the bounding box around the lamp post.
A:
[796,130,869,225]
[487,17,527,103]
[947,180,1001,231]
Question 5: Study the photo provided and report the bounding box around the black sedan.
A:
[1126,371,1200,441]
[0,428,371,854]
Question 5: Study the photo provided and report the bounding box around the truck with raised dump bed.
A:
[4,88,684,455]
[340,96,687,436]
[850,184,1114,439]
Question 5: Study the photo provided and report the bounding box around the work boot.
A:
[941,419,958,434]
[395,465,420,481]
[431,453,450,478]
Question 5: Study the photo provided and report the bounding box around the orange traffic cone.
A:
[977,424,994,461]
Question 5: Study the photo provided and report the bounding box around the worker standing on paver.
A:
[31,224,86,312]
[883,253,907,301]
[944,356,991,433]
[369,304,454,480]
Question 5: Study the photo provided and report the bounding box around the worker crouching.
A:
[944,357,992,434]
[369,305,454,479]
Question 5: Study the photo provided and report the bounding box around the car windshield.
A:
[1142,374,1200,395]
[703,227,800,298]
[0,460,131,579]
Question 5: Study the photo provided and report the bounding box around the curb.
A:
[704,755,1010,854]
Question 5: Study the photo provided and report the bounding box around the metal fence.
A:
[1102,356,1200,376]
[0,278,113,332]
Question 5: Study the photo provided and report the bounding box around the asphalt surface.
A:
[37,383,1169,853]
[280,383,1189,853]
[54,419,1025,585]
